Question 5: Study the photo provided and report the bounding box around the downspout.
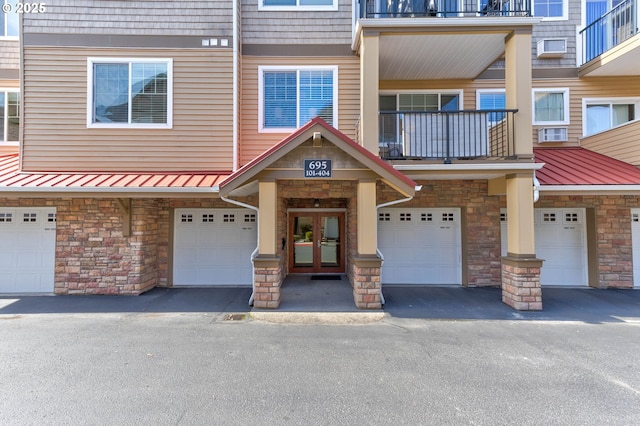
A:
[374,185,423,305]
[232,0,239,171]
[220,193,259,306]
[533,171,540,203]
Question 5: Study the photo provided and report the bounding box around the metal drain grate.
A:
[223,313,247,321]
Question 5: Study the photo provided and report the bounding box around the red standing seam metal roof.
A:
[3,146,640,191]
[0,153,231,190]
[534,147,640,185]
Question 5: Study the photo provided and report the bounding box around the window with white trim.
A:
[379,91,462,145]
[87,58,172,128]
[583,98,639,136]
[0,89,19,143]
[533,0,567,19]
[259,66,337,132]
[0,1,19,38]
[533,88,569,125]
[477,89,506,124]
[259,0,337,10]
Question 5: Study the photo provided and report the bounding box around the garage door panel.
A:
[378,208,461,285]
[502,208,587,287]
[174,209,256,286]
[0,207,56,294]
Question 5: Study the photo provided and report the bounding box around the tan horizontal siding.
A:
[0,144,18,154]
[22,47,234,172]
[384,76,640,149]
[240,55,360,166]
[532,77,640,148]
[0,79,19,88]
[581,120,640,166]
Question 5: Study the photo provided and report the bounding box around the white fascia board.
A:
[392,163,544,171]
[539,185,640,195]
[0,186,220,193]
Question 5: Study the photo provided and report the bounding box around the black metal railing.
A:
[580,0,637,64]
[378,109,517,162]
[361,0,531,18]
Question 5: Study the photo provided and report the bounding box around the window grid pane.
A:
[6,0,18,36]
[0,92,5,142]
[93,61,168,125]
[263,69,334,129]
[479,92,506,123]
[535,92,564,122]
[94,63,129,123]
[534,0,564,17]
[264,71,297,128]
[299,70,333,125]
[6,91,18,142]
[131,63,168,124]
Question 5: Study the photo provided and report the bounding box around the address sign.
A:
[303,159,332,178]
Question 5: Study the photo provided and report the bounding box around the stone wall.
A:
[378,180,503,287]
[2,189,638,295]
[535,194,640,288]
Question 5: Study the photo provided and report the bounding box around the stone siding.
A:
[2,190,639,295]
[535,194,640,288]
[501,258,543,311]
[379,180,503,287]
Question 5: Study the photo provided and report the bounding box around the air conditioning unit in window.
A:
[538,127,568,142]
[537,39,567,58]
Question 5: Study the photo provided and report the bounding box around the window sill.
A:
[259,127,298,134]
[258,5,338,12]
[87,123,173,130]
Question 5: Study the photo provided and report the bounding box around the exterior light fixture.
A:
[314,199,320,208]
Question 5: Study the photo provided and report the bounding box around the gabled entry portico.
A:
[220,118,418,309]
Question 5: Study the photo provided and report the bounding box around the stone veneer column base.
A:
[252,255,284,309]
[350,256,383,310]
[501,256,544,311]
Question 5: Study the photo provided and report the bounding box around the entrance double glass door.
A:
[290,212,344,273]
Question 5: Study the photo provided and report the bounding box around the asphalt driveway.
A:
[0,287,638,425]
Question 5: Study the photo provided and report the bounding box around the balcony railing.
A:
[360,0,531,18]
[378,109,517,162]
[580,0,638,64]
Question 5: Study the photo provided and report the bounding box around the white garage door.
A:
[174,209,257,286]
[0,207,56,293]
[501,208,587,286]
[378,208,461,285]
[631,209,640,288]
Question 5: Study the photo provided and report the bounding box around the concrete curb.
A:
[249,311,386,325]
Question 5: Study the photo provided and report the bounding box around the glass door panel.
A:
[292,216,314,268]
[290,213,344,273]
[320,215,340,268]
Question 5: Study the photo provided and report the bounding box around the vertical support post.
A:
[502,173,543,310]
[352,179,382,309]
[359,33,380,155]
[254,180,283,309]
[357,179,377,256]
[258,180,277,255]
[505,30,533,158]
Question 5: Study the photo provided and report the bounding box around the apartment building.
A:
[0,0,639,310]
